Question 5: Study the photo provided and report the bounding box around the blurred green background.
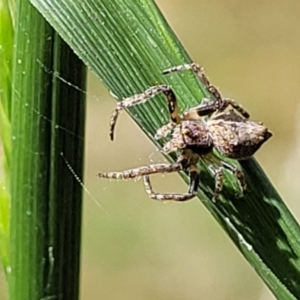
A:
[2,0,300,299]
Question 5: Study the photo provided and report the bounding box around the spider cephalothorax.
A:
[99,63,272,201]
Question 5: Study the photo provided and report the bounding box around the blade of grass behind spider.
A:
[30,0,300,298]
[0,0,13,272]
[8,0,86,299]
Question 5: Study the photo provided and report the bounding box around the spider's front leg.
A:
[163,62,221,100]
[109,85,181,140]
[98,162,182,180]
[163,63,206,85]
[163,63,250,119]
[99,153,200,202]
[143,164,200,201]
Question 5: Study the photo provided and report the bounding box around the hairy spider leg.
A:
[221,161,247,196]
[163,63,206,83]
[163,63,221,101]
[99,152,200,201]
[98,162,183,180]
[182,102,220,120]
[163,63,250,119]
[208,165,224,202]
[154,121,177,140]
[217,98,250,119]
[208,162,247,201]
[143,163,200,201]
[109,85,181,140]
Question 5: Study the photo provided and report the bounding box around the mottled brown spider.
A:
[99,63,272,202]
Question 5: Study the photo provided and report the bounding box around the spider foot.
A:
[143,175,196,201]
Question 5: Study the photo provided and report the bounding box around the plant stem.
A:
[8,1,86,299]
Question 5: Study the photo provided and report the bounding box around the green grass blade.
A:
[0,0,13,272]
[29,0,300,299]
[7,0,86,299]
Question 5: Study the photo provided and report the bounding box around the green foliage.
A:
[0,0,299,299]
[0,0,13,272]
[0,0,86,299]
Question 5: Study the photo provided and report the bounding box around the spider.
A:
[98,63,272,202]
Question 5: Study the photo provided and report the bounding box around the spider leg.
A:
[163,63,222,100]
[109,85,181,140]
[98,162,183,180]
[143,164,200,201]
[182,101,219,120]
[155,121,176,140]
[208,165,224,202]
[163,63,250,119]
[221,161,247,197]
[163,63,207,86]
[182,100,250,120]
[218,98,250,118]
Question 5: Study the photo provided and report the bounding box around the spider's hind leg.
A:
[208,165,224,202]
[208,162,246,201]
[221,161,247,198]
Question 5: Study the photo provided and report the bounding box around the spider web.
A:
[7,62,108,213]
[7,61,170,213]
